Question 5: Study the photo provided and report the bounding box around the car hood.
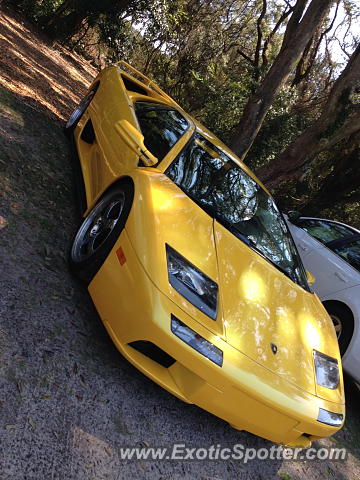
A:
[214,220,342,398]
[126,171,342,400]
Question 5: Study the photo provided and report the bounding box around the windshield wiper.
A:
[203,206,254,247]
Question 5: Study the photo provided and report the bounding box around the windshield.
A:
[166,133,309,289]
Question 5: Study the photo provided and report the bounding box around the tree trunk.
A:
[229,0,333,160]
[45,0,74,27]
[256,43,360,189]
[305,133,360,215]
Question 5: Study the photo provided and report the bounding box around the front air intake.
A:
[128,341,176,368]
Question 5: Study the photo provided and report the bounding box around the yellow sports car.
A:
[66,62,345,447]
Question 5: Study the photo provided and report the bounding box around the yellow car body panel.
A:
[89,227,343,447]
[70,62,345,446]
[214,220,344,404]
[124,169,224,337]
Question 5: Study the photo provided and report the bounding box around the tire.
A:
[69,182,133,284]
[324,302,354,356]
[65,83,98,134]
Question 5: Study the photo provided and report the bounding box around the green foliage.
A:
[247,95,313,171]
[10,0,61,21]
[8,0,360,223]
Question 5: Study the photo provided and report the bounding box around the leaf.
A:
[79,374,85,387]
[10,203,21,213]
[42,395,51,400]
[104,446,112,457]
[28,418,36,429]
[5,425,16,430]
[0,216,8,229]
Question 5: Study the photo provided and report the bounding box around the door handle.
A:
[334,271,348,283]
[299,242,309,252]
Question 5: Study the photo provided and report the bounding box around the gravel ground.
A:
[1,5,360,479]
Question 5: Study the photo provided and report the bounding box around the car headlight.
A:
[313,350,339,389]
[166,244,218,320]
[171,316,223,366]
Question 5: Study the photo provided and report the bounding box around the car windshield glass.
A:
[299,219,354,244]
[332,239,360,272]
[166,133,309,289]
[135,102,189,163]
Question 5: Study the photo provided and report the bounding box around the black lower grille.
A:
[128,341,176,368]
[81,119,96,144]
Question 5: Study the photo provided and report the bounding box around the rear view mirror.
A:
[115,119,158,167]
[306,270,316,286]
[287,210,301,225]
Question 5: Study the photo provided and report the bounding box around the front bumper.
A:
[88,229,345,446]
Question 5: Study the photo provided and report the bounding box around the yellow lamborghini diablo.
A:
[67,61,345,447]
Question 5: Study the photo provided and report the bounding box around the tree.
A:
[42,0,135,40]
[304,129,360,216]
[256,43,360,188]
[229,0,335,160]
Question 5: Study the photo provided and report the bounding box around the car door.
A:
[287,220,319,258]
[288,218,360,297]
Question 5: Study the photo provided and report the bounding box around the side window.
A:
[134,102,189,163]
[332,240,360,272]
[299,219,354,245]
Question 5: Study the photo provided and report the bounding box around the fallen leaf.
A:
[10,203,21,213]
[28,418,36,429]
[104,446,112,457]
[0,216,8,229]
[5,425,16,430]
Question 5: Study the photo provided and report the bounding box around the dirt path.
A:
[1,5,360,480]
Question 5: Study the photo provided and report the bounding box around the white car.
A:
[287,214,360,383]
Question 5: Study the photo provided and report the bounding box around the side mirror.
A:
[115,119,158,167]
[287,210,302,225]
[306,270,316,286]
